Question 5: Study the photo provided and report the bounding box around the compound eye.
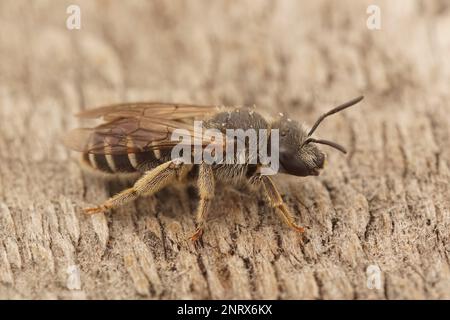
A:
[279,149,311,177]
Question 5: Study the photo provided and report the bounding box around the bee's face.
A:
[281,142,326,176]
[273,117,326,177]
[271,96,362,176]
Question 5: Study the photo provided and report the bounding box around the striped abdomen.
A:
[82,149,164,174]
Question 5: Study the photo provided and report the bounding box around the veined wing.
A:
[64,103,225,155]
[76,102,219,121]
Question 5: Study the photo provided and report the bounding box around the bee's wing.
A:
[76,102,219,121]
[64,103,225,155]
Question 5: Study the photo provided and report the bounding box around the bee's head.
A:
[272,116,327,176]
[272,96,363,177]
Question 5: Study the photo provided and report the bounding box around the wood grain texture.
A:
[0,0,449,299]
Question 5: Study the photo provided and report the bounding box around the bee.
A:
[64,96,363,241]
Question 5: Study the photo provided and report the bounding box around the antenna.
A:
[308,96,364,137]
[303,138,347,154]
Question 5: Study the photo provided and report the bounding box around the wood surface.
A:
[0,0,449,299]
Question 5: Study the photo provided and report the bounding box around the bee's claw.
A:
[189,228,204,242]
[83,205,108,215]
[291,224,305,233]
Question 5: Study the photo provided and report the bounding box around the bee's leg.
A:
[189,163,214,242]
[84,159,189,214]
[260,175,305,233]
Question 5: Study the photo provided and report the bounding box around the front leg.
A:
[189,163,215,241]
[259,175,305,233]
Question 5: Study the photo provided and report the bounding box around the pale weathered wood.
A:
[0,0,449,299]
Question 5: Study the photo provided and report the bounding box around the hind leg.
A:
[84,159,190,214]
